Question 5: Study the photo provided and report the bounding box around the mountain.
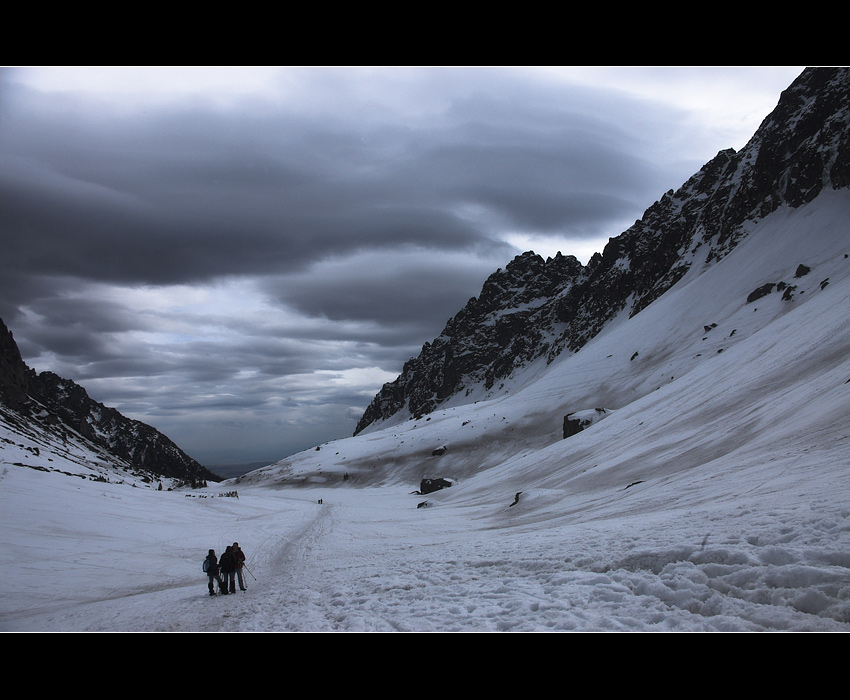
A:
[354,67,850,436]
[237,65,850,490]
[0,317,220,486]
[3,68,849,632]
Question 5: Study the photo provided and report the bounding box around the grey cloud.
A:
[3,66,788,464]
[1,68,673,294]
[264,249,508,328]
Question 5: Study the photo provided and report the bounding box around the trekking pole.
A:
[242,562,257,581]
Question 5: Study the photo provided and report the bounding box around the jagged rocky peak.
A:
[683,66,850,262]
[354,67,850,435]
[0,318,35,410]
[353,251,584,435]
[474,250,584,314]
[0,317,220,483]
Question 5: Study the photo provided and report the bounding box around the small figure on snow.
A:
[219,545,239,594]
[203,549,223,596]
[232,542,247,591]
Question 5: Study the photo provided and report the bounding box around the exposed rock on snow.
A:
[747,283,777,303]
[563,408,612,439]
[419,477,453,494]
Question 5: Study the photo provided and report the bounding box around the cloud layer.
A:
[0,66,804,465]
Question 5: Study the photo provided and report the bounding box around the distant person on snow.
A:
[232,542,247,591]
[219,545,239,594]
[204,549,223,597]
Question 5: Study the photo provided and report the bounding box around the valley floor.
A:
[2,467,848,632]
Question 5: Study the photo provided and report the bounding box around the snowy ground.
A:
[2,440,849,632]
[2,193,849,632]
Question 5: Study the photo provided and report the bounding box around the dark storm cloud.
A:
[1,66,804,464]
[3,81,491,302]
[264,249,498,332]
[1,69,668,297]
[401,123,652,232]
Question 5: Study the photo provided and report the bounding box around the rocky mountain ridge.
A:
[354,67,850,435]
[1,317,220,483]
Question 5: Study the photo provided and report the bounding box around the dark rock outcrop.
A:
[563,408,611,439]
[420,477,453,494]
[355,251,584,432]
[747,284,777,303]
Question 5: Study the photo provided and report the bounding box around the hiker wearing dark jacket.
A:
[219,546,238,594]
[232,542,247,591]
[204,550,223,596]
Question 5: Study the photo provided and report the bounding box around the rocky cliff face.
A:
[0,318,220,482]
[355,67,850,435]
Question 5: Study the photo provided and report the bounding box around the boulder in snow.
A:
[563,408,612,439]
[420,477,453,494]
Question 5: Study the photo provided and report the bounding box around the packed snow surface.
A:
[2,192,849,632]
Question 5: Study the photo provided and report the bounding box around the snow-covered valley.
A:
[2,192,849,632]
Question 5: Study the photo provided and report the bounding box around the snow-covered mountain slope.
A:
[244,188,850,498]
[0,399,194,491]
[0,318,219,485]
[354,67,850,434]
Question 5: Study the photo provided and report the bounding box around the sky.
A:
[0,65,806,467]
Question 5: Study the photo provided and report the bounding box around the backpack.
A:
[203,558,210,573]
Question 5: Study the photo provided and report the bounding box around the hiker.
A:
[219,545,238,594]
[233,542,247,591]
[203,549,223,596]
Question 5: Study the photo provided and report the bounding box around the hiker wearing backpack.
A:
[203,549,223,596]
[232,542,247,591]
[219,545,238,594]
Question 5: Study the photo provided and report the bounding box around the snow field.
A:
[2,467,848,631]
